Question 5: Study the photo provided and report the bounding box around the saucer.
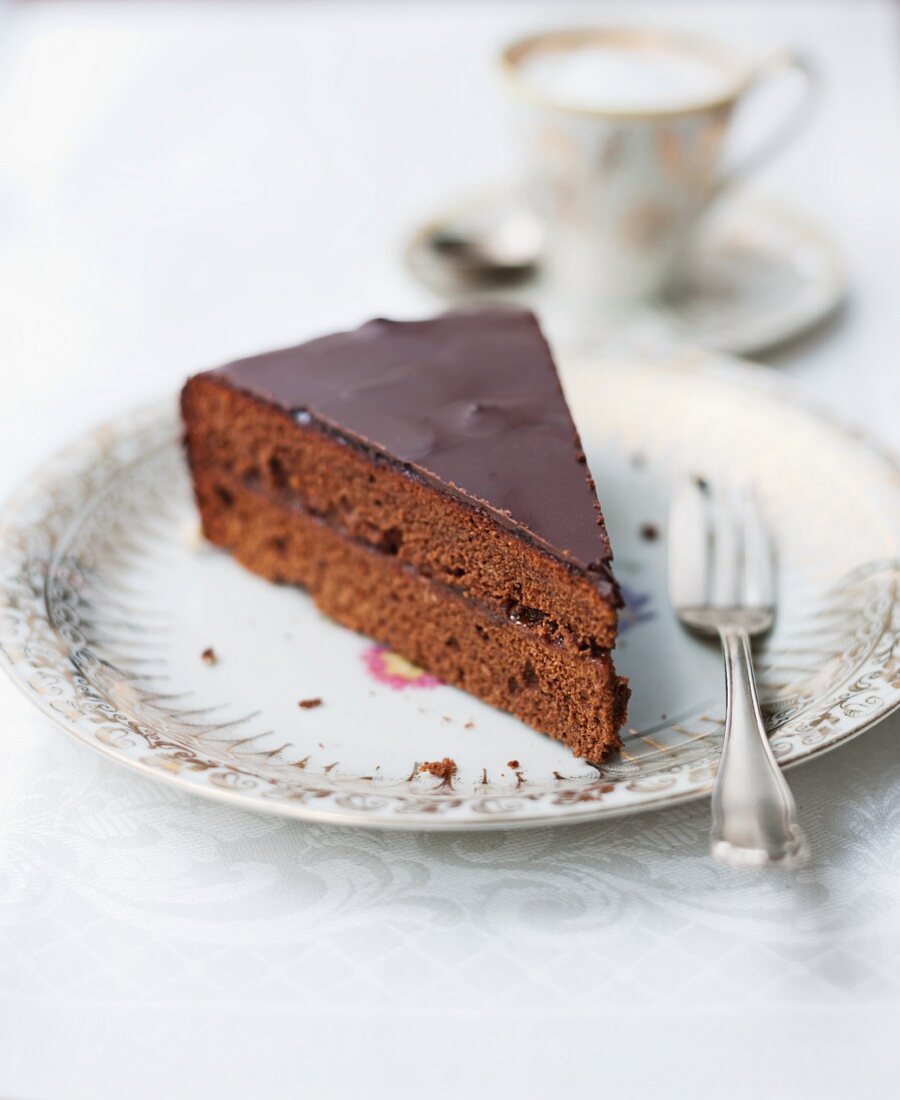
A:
[404,189,845,356]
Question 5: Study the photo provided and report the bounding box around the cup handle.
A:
[713,49,817,200]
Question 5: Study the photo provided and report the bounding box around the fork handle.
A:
[711,627,808,868]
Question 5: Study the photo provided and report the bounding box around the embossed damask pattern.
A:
[1,704,899,1015]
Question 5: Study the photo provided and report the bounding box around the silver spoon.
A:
[405,197,543,295]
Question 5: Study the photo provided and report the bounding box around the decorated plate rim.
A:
[0,348,897,830]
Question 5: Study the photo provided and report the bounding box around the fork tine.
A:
[739,485,774,608]
[711,483,740,607]
[668,478,709,609]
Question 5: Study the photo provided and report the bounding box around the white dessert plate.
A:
[0,347,896,829]
[405,190,846,357]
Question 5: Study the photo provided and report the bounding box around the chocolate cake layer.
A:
[182,375,619,651]
[210,309,618,583]
[190,465,628,760]
[182,309,629,759]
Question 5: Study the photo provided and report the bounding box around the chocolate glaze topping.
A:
[214,309,617,590]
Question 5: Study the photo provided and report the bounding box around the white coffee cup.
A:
[498,27,816,314]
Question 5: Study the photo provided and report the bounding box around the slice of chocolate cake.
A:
[181,309,629,760]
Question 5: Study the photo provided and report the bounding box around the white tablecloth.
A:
[0,2,898,1097]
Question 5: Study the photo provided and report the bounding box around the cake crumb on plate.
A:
[420,758,457,785]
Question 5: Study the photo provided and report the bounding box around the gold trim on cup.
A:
[498,26,754,120]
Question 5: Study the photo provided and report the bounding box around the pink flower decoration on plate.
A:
[362,645,442,690]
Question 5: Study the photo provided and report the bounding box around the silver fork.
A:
[668,478,808,868]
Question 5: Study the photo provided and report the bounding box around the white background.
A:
[0,2,898,1097]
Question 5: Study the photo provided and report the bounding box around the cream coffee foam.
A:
[519,41,736,112]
